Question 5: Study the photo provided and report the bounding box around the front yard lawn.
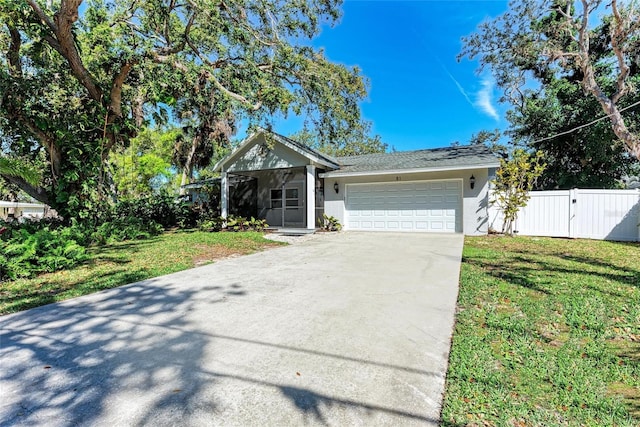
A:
[442,236,639,426]
[0,231,282,315]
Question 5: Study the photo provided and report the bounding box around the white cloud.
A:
[475,76,499,121]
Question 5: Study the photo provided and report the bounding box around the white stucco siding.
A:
[226,134,310,173]
[323,168,491,235]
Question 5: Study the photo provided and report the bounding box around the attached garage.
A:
[215,129,500,236]
[345,180,462,232]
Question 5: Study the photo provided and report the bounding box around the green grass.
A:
[442,236,640,427]
[0,231,282,315]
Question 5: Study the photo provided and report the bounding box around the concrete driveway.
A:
[0,232,463,426]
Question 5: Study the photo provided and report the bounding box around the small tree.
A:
[492,149,546,235]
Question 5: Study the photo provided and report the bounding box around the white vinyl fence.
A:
[488,189,640,242]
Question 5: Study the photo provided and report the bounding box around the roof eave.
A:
[319,162,500,178]
[214,129,340,172]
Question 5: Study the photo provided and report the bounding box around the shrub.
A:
[0,227,87,281]
[198,215,268,232]
[318,214,342,231]
[198,216,226,232]
[225,216,268,232]
[0,217,66,240]
[114,193,197,229]
[0,191,224,281]
[92,218,164,244]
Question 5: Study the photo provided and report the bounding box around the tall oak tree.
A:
[0,0,368,219]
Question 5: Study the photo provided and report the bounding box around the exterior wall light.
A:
[469,175,476,190]
[334,182,339,194]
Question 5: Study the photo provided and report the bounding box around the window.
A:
[271,188,300,209]
[285,188,299,208]
[270,189,282,208]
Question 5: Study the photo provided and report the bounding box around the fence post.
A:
[637,189,640,242]
[568,188,578,238]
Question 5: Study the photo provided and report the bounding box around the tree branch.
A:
[42,34,65,56]
[219,0,278,47]
[9,108,62,179]
[26,0,57,33]
[52,0,104,102]
[610,0,631,103]
[7,25,22,77]
[1,173,52,206]
[153,50,263,111]
[208,70,263,111]
[109,61,135,119]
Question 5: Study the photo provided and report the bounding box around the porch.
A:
[215,130,340,230]
[222,166,326,230]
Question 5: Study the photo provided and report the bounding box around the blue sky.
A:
[278,0,510,151]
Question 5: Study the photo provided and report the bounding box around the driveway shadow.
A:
[1,277,440,425]
[2,232,456,425]
[0,279,239,425]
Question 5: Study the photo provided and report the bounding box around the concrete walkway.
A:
[0,232,464,426]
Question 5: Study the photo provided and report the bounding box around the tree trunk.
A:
[575,1,640,161]
[179,135,201,195]
[600,101,640,160]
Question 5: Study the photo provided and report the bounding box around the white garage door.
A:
[345,180,462,232]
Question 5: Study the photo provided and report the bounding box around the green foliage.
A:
[114,193,198,229]
[291,120,387,157]
[0,226,87,281]
[92,218,164,245]
[225,215,268,232]
[1,0,369,220]
[318,213,342,231]
[462,0,640,179]
[110,127,179,197]
[198,216,226,232]
[469,129,503,148]
[0,190,225,281]
[508,75,639,189]
[198,215,268,232]
[492,149,546,235]
[0,157,40,186]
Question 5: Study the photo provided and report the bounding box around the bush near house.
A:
[114,193,200,229]
[198,215,268,232]
[318,214,342,231]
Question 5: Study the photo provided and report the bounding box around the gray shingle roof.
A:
[333,144,499,174]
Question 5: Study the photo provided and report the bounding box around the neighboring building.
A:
[213,130,500,234]
[0,201,47,221]
[180,179,221,205]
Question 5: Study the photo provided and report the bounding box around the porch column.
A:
[306,165,316,229]
[221,171,229,218]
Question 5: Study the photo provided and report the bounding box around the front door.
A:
[283,182,304,227]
